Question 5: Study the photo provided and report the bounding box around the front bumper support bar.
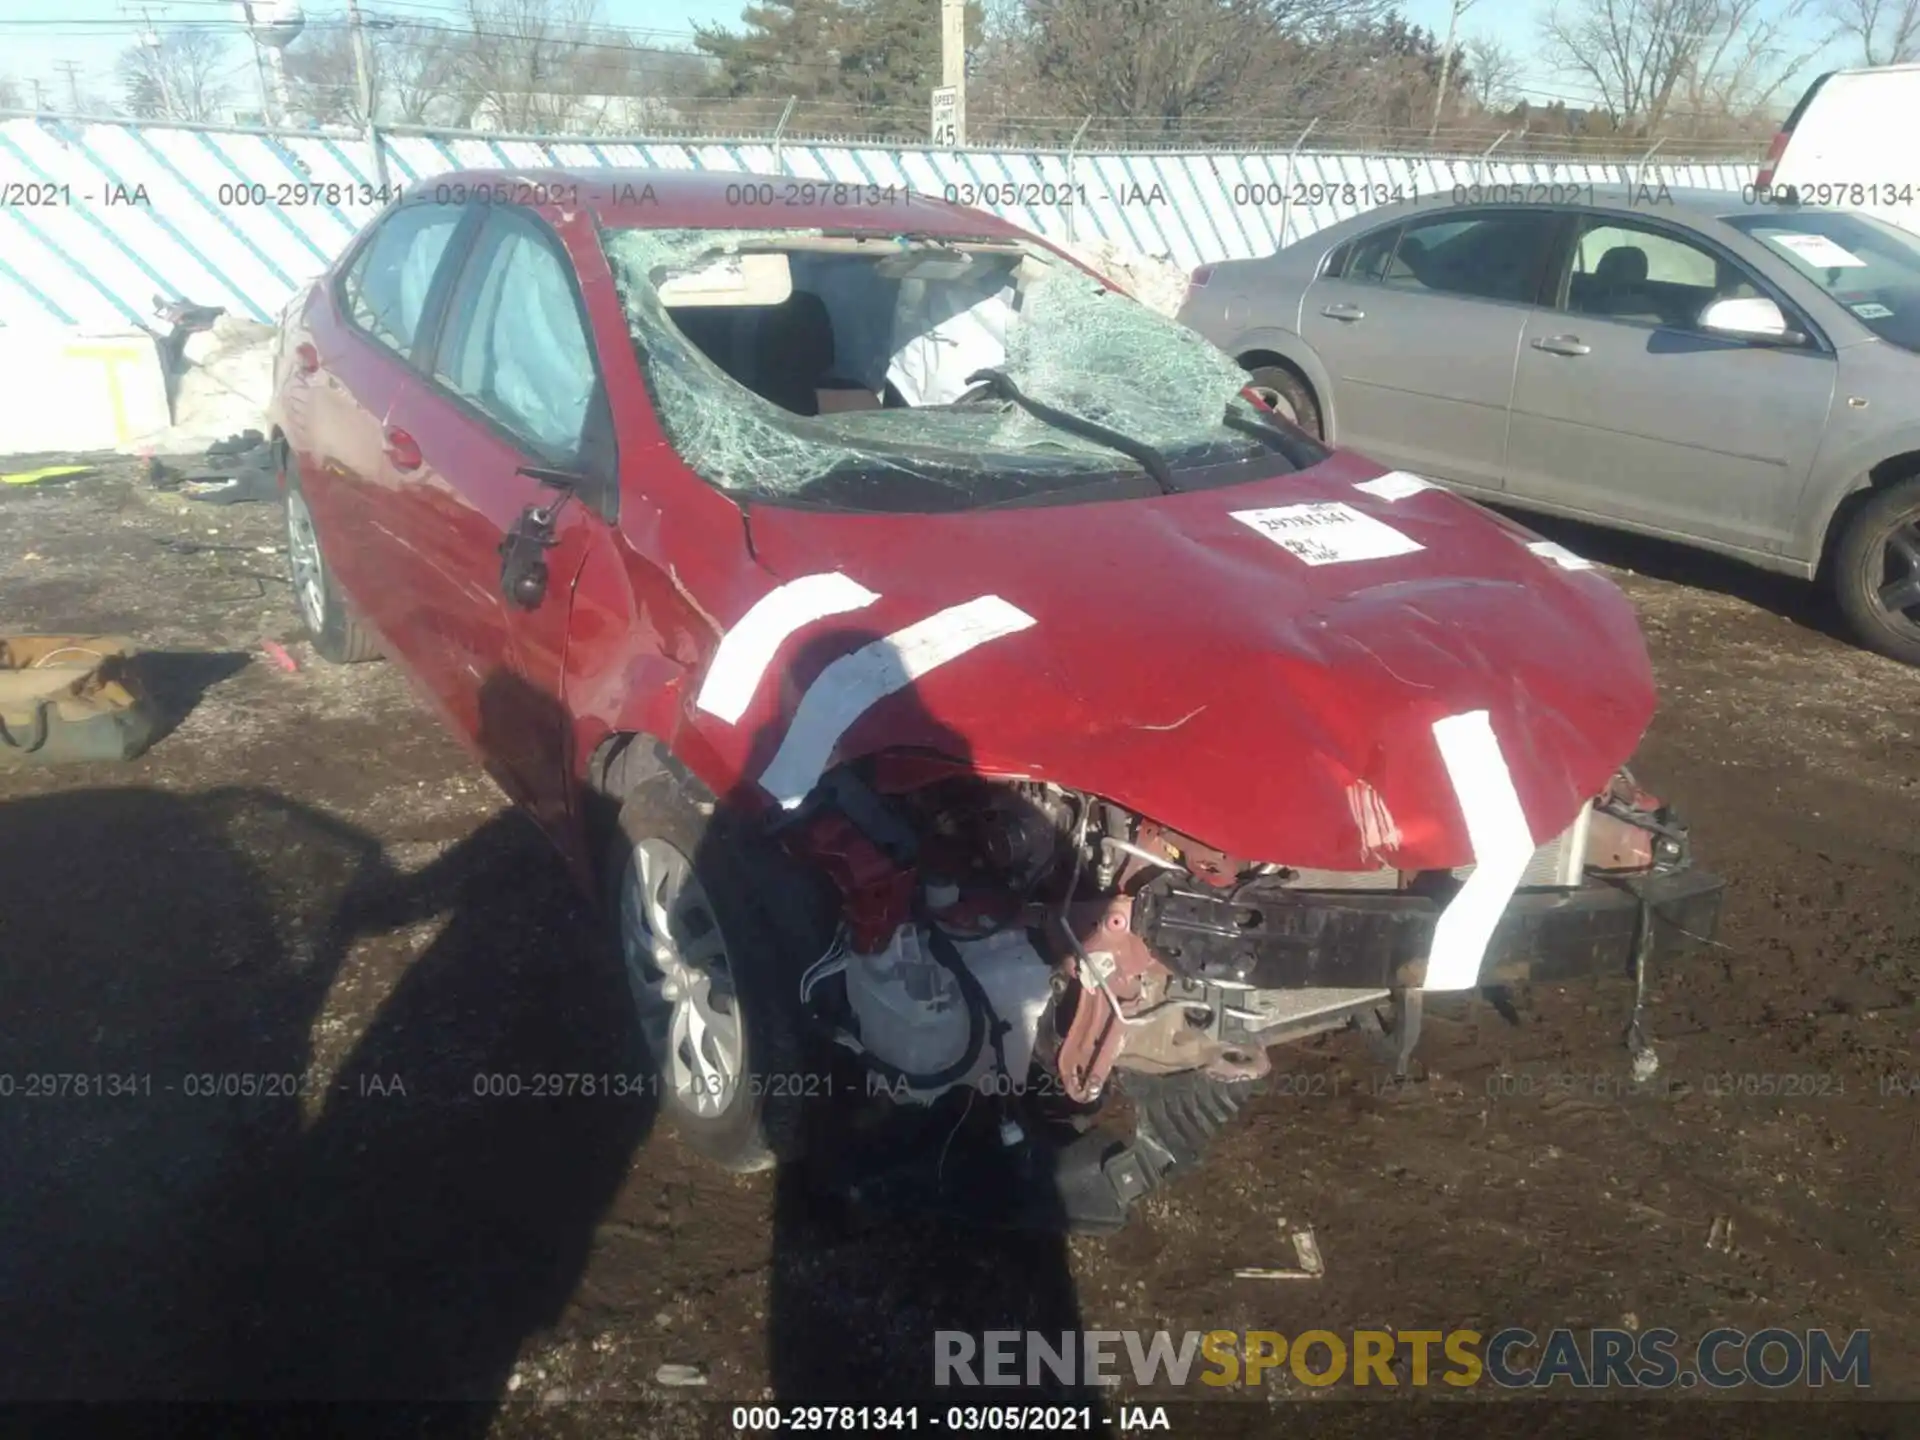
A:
[1131,867,1725,992]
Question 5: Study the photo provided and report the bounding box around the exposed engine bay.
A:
[776,753,1709,1120]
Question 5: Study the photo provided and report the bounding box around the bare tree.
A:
[1824,0,1920,61]
[1681,0,1823,116]
[0,76,21,110]
[1463,32,1519,106]
[285,19,474,126]
[456,0,647,133]
[1540,0,1815,132]
[116,29,235,121]
[987,0,1396,132]
[635,44,711,102]
[383,24,478,125]
[284,23,368,126]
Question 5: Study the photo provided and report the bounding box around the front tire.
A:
[1834,477,1920,666]
[283,458,380,664]
[604,745,835,1172]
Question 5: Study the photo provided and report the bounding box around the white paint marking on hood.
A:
[1527,540,1594,572]
[695,571,880,725]
[1230,501,1424,566]
[759,595,1037,809]
[1353,471,1435,502]
[1423,709,1537,991]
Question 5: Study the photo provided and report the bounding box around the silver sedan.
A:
[1177,186,1920,664]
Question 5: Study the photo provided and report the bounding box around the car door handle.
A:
[1532,334,1591,356]
[1320,303,1366,321]
[383,426,422,472]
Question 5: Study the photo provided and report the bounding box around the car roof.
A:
[1301,184,1854,245]
[415,166,1032,240]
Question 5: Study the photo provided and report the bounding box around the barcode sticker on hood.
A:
[1231,501,1424,566]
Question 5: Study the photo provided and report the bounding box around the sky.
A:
[0,0,1854,118]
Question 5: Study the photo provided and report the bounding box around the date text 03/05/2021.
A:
[729,1405,1157,1433]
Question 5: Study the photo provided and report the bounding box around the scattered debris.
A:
[119,312,276,456]
[1235,1224,1326,1280]
[2,464,95,487]
[260,640,299,674]
[147,430,278,506]
[654,1363,708,1387]
[1291,1227,1325,1276]
[1707,1215,1734,1252]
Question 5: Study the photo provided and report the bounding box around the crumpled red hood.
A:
[693,450,1655,871]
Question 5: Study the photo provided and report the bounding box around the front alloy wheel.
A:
[285,488,328,637]
[281,457,379,663]
[1835,477,1920,666]
[1872,521,1920,625]
[619,838,745,1121]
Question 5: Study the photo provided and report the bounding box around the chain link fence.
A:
[633,96,1770,162]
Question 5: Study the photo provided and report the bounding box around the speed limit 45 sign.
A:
[930,86,958,147]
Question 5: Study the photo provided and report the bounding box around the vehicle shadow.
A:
[1491,504,1852,644]
[0,672,656,1422]
[721,624,1110,1422]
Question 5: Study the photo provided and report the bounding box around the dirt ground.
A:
[2,458,1917,1435]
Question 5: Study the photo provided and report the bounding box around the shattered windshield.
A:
[601,225,1324,510]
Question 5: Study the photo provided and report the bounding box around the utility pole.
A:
[127,6,178,118]
[30,78,49,111]
[55,60,84,113]
[1428,0,1476,143]
[346,0,391,190]
[236,1,279,124]
[346,0,376,124]
[939,0,966,146]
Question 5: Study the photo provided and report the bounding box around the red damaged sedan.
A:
[269,169,1722,1228]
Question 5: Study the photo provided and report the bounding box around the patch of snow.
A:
[119,315,277,455]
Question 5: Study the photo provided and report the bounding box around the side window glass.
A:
[433,217,596,459]
[1346,227,1400,283]
[1383,212,1559,303]
[341,204,462,354]
[1568,220,1761,329]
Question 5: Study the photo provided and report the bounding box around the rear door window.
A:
[340,203,464,356]
[1376,210,1562,304]
[431,211,599,460]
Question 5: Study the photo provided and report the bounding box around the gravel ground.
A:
[1,459,1916,1438]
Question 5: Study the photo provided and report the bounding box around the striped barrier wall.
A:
[0,116,1752,332]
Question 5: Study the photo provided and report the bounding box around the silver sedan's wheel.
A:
[285,488,328,635]
[1247,383,1299,425]
[1836,478,1920,667]
[1874,521,1920,624]
[619,838,744,1120]
[1241,364,1323,439]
